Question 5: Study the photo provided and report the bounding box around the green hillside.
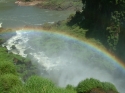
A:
[0,36,119,93]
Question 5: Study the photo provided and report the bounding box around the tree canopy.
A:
[79,0,125,60]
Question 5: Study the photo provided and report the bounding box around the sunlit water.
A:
[0,0,74,28]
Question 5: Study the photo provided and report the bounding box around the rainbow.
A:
[0,27,125,73]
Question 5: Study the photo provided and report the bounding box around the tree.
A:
[76,78,119,93]
[76,78,102,93]
[101,82,118,92]
[81,0,125,52]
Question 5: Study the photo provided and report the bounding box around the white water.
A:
[2,30,29,57]
[2,30,125,93]
[2,30,65,71]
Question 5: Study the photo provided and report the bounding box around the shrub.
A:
[66,84,76,91]
[76,78,102,93]
[0,60,17,75]
[76,78,119,93]
[0,74,22,93]
[55,87,76,93]
[9,85,26,93]
[101,82,118,92]
[25,76,55,92]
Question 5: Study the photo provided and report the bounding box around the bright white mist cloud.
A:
[2,30,125,93]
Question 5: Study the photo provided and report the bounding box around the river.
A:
[0,0,74,28]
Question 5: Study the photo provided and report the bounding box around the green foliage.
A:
[107,30,119,50]
[10,76,77,93]
[101,82,118,92]
[9,85,26,93]
[0,74,22,93]
[0,47,20,61]
[13,54,24,62]
[76,78,102,93]
[0,27,120,93]
[53,87,76,93]
[106,11,120,51]
[76,78,119,93]
[0,46,120,93]
[0,38,3,44]
[0,60,17,75]
[75,0,125,60]
[25,76,55,91]
[66,84,76,91]
[0,46,39,82]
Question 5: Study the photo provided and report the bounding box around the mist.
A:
[2,30,125,93]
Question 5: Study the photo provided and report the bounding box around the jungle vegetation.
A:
[0,0,124,93]
[0,46,119,93]
[68,0,125,62]
[42,0,125,62]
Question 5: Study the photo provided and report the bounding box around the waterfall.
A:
[2,30,62,71]
[2,30,29,57]
[2,30,125,93]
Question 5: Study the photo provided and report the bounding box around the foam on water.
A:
[2,30,29,57]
